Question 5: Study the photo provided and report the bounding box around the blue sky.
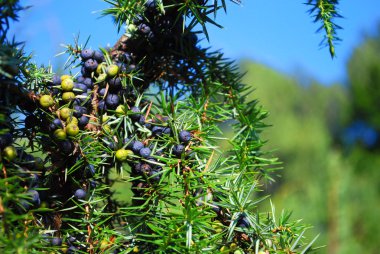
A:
[9,0,380,85]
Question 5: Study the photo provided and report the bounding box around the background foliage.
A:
[237,26,380,254]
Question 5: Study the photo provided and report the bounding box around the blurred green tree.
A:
[240,61,350,253]
[240,42,380,252]
[346,27,380,147]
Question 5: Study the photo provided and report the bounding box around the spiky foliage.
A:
[305,0,342,58]
[1,0,340,253]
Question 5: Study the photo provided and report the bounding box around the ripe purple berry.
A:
[52,75,61,86]
[105,94,120,109]
[140,163,152,175]
[27,189,40,207]
[130,106,141,121]
[76,76,85,83]
[237,216,250,228]
[49,123,57,131]
[99,88,106,97]
[151,126,165,136]
[74,83,87,94]
[145,0,158,12]
[138,23,151,34]
[53,118,63,128]
[19,200,31,212]
[78,116,89,127]
[80,49,94,60]
[105,138,117,151]
[67,236,76,244]
[67,245,79,253]
[74,189,86,199]
[179,130,191,144]
[132,163,142,174]
[24,154,35,169]
[29,174,39,188]
[153,126,171,136]
[73,106,86,117]
[121,52,132,63]
[59,140,74,154]
[108,77,122,91]
[86,164,95,178]
[132,141,144,154]
[84,59,98,72]
[139,147,151,158]
[162,127,172,135]
[138,115,146,125]
[51,237,63,246]
[93,50,105,63]
[98,100,107,112]
[149,170,161,182]
[172,144,185,157]
[83,77,93,88]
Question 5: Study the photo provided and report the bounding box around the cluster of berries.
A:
[130,0,182,46]
[0,1,228,252]
[34,45,139,151]
[40,234,91,253]
[13,36,197,247]
[0,47,141,247]
[0,132,45,212]
[116,128,193,197]
[111,0,198,84]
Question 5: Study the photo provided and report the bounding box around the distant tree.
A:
[346,27,380,148]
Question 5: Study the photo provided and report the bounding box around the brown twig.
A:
[145,101,153,119]
[85,204,94,253]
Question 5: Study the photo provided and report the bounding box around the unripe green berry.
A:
[106,64,119,77]
[54,129,67,140]
[62,92,75,102]
[115,105,125,117]
[61,78,74,91]
[115,149,133,162]
[96,62,106,75]
[40,95,54,108]
[60,74,71,81]
[60,108,72,120]
[66,116,78,125]
[66,123,79,136]
[2,145,17,161]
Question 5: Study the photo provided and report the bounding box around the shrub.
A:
[0,0,340,253]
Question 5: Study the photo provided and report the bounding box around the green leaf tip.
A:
[306,0,342,58]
